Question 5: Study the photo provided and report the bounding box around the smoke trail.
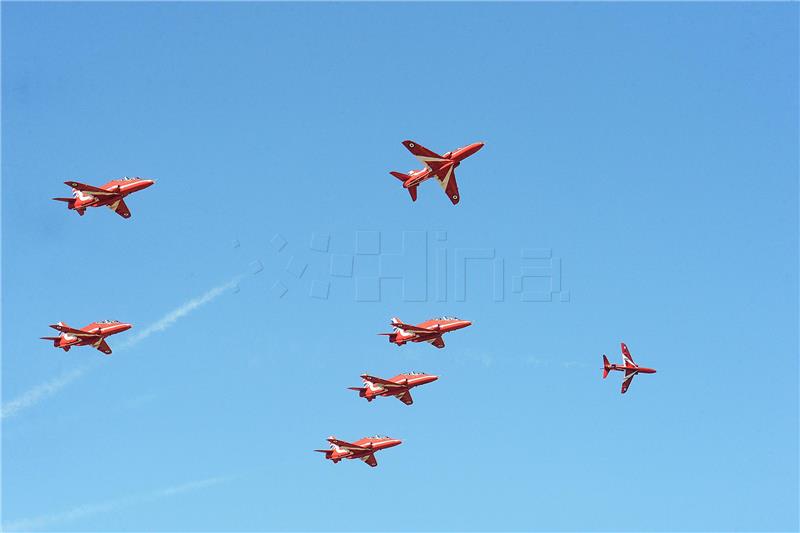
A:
[2,476,229,531]
[1,366,88,420]
[1,277,240,420]
[117,276,241,349]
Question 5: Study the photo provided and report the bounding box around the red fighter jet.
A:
[315,435,402,468]
[40,320,132,355]
[348,372,438,405]
[603,342,657,394]
[53,177,155,218]
[390,140,484,204]
[379,316,472,349]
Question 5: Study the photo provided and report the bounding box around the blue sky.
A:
[2,2,797,531]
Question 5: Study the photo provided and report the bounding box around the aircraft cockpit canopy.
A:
[433,315,460,320]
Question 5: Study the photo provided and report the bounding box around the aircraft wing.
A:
[65,181,115,195]
[401,140,446,169]
[396,390,414,405]
[361,454,378,467]
[327,437,368,451]
[621,369,637,394]
[108,198,131,219]
[361,374,403,388]
[392,321,437,334]
[431,336,445,349]
[621,343,637,367]
[436,166,460,205]
[93,338,113,355]
[50,323,94,336]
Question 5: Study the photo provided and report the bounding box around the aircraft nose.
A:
[142,179,155,188]
[387,439,402,448]
[426,375,439,383]
[120,323,133,331]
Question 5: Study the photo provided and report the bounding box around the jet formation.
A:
[390,140,483,204]
[41,320,132,355]
[53,177,155,218]
[43,141,657,472]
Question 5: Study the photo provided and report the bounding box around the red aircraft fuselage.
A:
[315,435,402,467]
[380,316,472,349]
[349,372,438,405]
[603,363,657,375]
[603,343,657,394]
[54,177,155,218]
[390,140,484,204]
[41,320,132,355]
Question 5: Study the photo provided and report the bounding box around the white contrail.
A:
[1,277,241,420]
[1,366,88,420]
[1,476,229,531]
[117,276,241,349]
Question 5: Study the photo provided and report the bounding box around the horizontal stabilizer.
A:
[390,171,408,182]
[348,386,366,398]
[378,332,398,343]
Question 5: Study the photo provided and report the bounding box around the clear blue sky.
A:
[2,3,797,531]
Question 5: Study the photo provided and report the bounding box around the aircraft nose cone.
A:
[120,323,133,331]
[142,179,155,188]
[388,439,402,447]
[426,375,439,383]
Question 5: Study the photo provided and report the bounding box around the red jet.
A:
[390,140,484,204]
[315,435,402,467]
[603,342,657,394]
[379,316,472,349]
[41,320,132,355]
[348,372,438,405]
[53,177,155,218]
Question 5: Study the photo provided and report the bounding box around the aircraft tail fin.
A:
[602,354,610,378]
[390,172,418,202]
